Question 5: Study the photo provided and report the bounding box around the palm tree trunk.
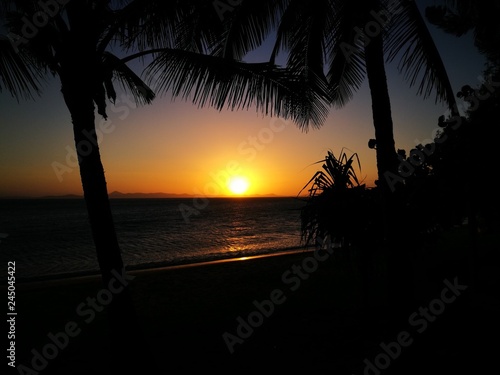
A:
[60,71,157,372]
[60,75,124,292]
[364,33,414,327]
[364,34,398,191]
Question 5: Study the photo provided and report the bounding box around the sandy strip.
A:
[16,248,315,290]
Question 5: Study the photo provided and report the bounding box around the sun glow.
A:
[228,176,250,195]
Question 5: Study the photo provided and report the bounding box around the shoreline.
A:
[16,247,316,289]
[12,225,498,374]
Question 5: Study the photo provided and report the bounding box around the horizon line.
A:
[0,191,307,199]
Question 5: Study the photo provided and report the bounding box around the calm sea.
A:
[0,197,308,281]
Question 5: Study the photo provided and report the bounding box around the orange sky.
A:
[0,26,487,198]
[0,80,376,197]
[0,79,447,198]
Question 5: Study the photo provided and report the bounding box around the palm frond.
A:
[103,52,155,106]
[326,0,366,108]
[425,1,500,67]
[424,4,473,37]
[269,0,297,65]
[120,0,224,55]
[2,1,71,74]
[271,0,330,77]
[117,0,190,52]
[0,0,43,16]
[264,0,333,128]
[0,37,43,101]
[385,0,457,112]
[145,48,330,130]
[210,0,287,61]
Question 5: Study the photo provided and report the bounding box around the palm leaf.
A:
[326,0,366,108]
[118,0,194,52]
[279,0,328,72]
[426,1,500,66]
[0,37,43,101]
[424,4,473,37]
[103,52,155,106]
[212,0,288,60]
[144,48,330,130]
[385,0,457,112]
[120,0,225,54]
[271,0,331,92]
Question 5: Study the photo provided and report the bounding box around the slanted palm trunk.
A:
[364,33,414,325]
[60,62,156,372]
[60,69,124,292]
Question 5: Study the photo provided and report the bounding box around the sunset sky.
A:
[0,3,487,198]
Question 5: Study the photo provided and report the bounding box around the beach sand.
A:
[13,231,500,374]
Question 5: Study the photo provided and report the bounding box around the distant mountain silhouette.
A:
[2,191,285,199]
[108,191,193,198]
[107,191,282,198]
[40,194,83,199]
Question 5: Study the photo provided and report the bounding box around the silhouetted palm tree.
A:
[0,0,463,365]
[124,1,458,240]
[195,0,457,192]
[0,0,328,282]
[113,0,461,335]
[128,0,330,128]
[0,1,158,371]
[161,3,459,305]
[203,0,458,318]
[0,0,329,370]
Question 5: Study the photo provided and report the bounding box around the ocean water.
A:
[0,197,308,281]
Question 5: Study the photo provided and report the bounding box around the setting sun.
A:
[228,176,250,195]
